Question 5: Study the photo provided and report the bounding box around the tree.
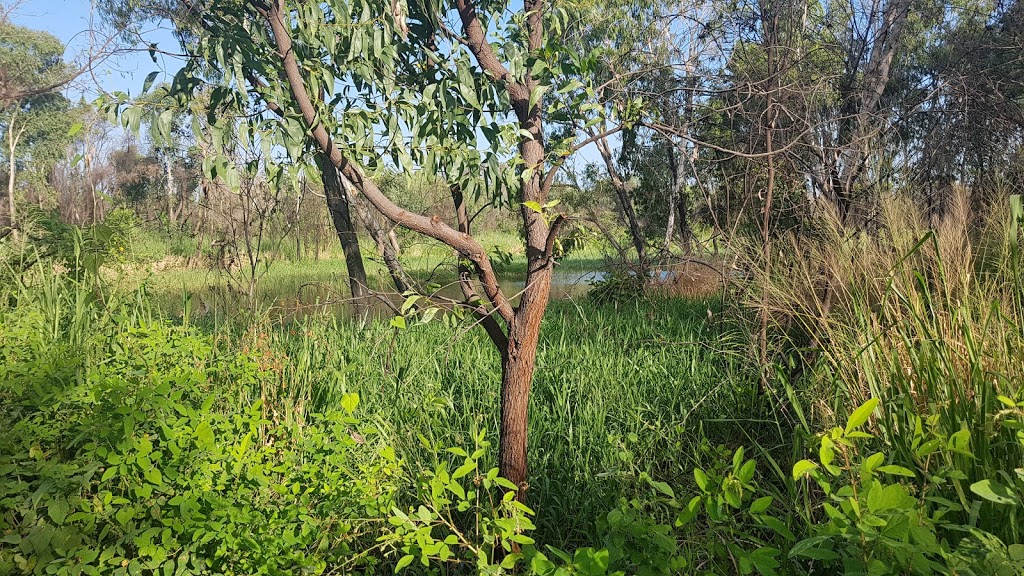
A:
[0,19,73,235]
[104,0,627,494]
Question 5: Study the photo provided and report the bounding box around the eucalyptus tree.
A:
[554,0,667,264]
[913,0,1024,201]
[101,0,375,302]
[106,0,624,492]
[616,0,725,254]
[0,21,75,236]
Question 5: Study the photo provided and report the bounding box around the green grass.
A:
[139,231,612,319]
[131,231,769,548]
[6,201,1024,573]
[180,295,761,548]
[131,231,762,547]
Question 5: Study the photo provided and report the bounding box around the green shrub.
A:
[790,398,1024,575]
[587,268,645,306]
[0,277,397,575]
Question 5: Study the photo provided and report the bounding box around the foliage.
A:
[792,398,1024,575]
[0,271,400,575]
[587,267,646,306]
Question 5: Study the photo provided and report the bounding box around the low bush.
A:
[0,274,399,574]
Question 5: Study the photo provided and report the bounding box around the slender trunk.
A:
[387,229,401,256]
[165,153,177,226]
[6,135,15,238]
[317,154,369,302]
[664,149,678,252]
[596,136,646,263]
[759,6,780,394]
[262,0,557,498]
[347,179,412,294]
[678,195,692,254]
[615,182,646,263]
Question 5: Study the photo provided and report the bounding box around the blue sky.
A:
[8,0,180,100]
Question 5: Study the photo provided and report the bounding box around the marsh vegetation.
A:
[2,0,1024,574]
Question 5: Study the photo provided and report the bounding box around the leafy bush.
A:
[587,268,645,306]
[791,398,1024,575]
[0,276,398,575]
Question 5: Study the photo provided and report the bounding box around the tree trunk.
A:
[758,3,781,395]
[346,178,412,294]
[498,313,543,491]
[6,134,15,237]
[664,150,677,252]
[596,135,646,263]
[165,153,177,226]
[263,0,557,499]
[498,183,556,494]
[6,116,20,239]
[830,0,912,224]
[317,154,369,302]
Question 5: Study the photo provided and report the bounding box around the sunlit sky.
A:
[10,0,184,100]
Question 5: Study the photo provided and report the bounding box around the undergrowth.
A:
[2,193,1024,574]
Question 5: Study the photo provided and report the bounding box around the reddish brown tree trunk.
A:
[499,290,549,491]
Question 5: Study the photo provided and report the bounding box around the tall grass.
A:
[749,189,1024,541]
[183,296,759,547]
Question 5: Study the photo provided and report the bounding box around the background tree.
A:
[0,19,74,235]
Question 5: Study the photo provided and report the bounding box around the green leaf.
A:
[738,459,756,483]
[523,201,543,213]
[511,534,535,545]
[452,460,476,480]
[116,506,134,526]
[647,478,675,499]
[142,70,159,94]
[970,479,1020,506]
[67,123,83,138]
[876,465,916,477]
[866,483,909,512]
[156,109,174,147]
[861,452,885,474]
[792,460,818,480]
[732,446,745,470]
[418,307,439,325]
[395,554,414,572]
[528,84,549,111]
[789,535,839,560]
[47,498,69,525]
[694,468,709,491]
[400,294,420,314]
[195,421,215,448]
[390,315,407,329]
[750,495,773,514]
[341,393,359,415]
[101,466,118,482]
[845,398,879,434]
[447,480,465,500]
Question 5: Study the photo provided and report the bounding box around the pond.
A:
[153,257,725,321]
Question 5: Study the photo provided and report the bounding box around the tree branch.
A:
[260,0,515,325]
